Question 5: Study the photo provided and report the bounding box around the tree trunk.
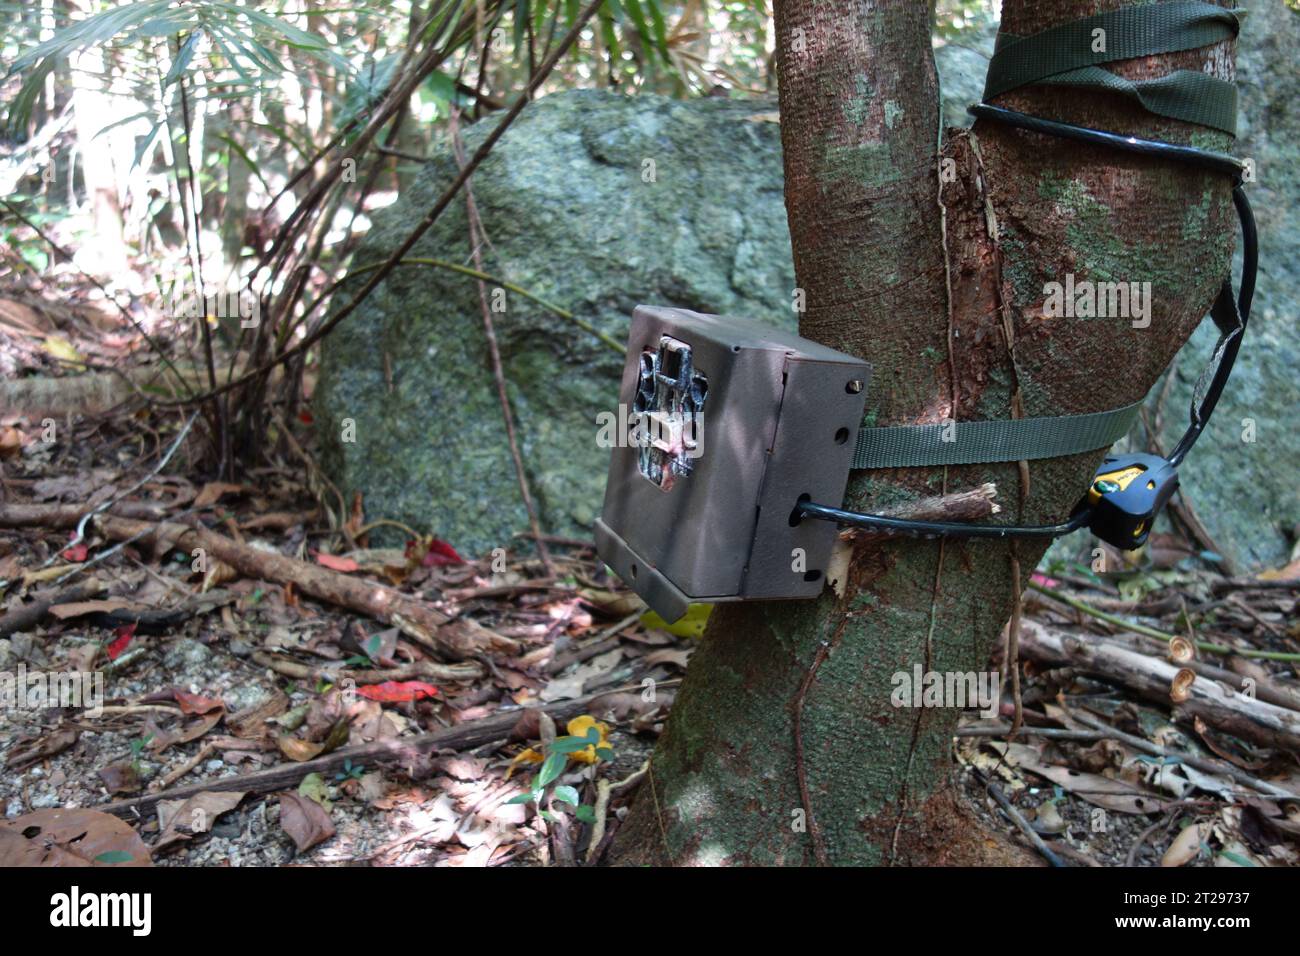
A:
[609,0,1238,866]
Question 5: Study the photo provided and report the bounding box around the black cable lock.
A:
[793,105,1257,552]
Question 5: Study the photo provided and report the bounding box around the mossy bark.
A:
[609,0,1238,866]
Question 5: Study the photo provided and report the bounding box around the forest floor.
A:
[1,287,1298,868]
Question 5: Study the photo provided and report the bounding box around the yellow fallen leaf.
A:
[640,603,713,639]
[277,736,325,762]
[505,747,543,780]
[507,715,614,778]
[1258,559,1300,583]
[43,336,85,370]
[23,565,78,585]
[0,425,23,458]
[566,714,611,765]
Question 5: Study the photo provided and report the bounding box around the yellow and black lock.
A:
[1077,452,1179,550]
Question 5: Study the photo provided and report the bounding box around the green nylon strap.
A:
[983,1,1242,135]
[852,402,1142,470]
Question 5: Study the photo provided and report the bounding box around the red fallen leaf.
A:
[313,550,360,573]
[357,681,439,703]
[421,538,464,567]
[106,622,136,661]
[172,688,225,715]
[62,534,88,562]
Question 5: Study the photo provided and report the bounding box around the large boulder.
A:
[315,91,794,556]
[935,2,1299,570]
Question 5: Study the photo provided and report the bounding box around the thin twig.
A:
[1126,812,1174,867]
[151,0,609,408]
[175,58,228,475]
[451,109,554,576]
[1069,709,1299,800]
[1029,582,1300,662]
[956,723,1110,741]
[793,639,831,866]
[313,256,623,353]
[979,772,1065,867]
[1007,545,1024,736]
[157,742,216,789]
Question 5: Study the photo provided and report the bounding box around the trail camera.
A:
[595,305,871,623]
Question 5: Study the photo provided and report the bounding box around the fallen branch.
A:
[78,589,235,635]
[96,687,633,818]
[1017,620,1300,756]
[1211,577,1299,594]
[1095,632,1300,713]
[0,578,105,638]
[0,501,177,528]
[0,505,517,660]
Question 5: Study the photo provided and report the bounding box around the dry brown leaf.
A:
[279,791,335,852]
[155,791,246,850]
[226,689,289,739]
[201,558,238,591]
[98,761,143,794]
[47,599,133,620]
[145,710,224,753]
[0,553,23,579]
[641,648,693,670]
[991,741,1172,815]
[0,808,152,866]
[1258,559,1300,583]
[277,736,325,762]
[577,588,645,617]
[541,648,623,702]
[1161,823,1204,866]
[194,481,245,508]
[172,688,226,715]
[371,786,431,811]
[5,727,79,770]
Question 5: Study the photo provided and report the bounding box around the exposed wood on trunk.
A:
[843,483,1001,539]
